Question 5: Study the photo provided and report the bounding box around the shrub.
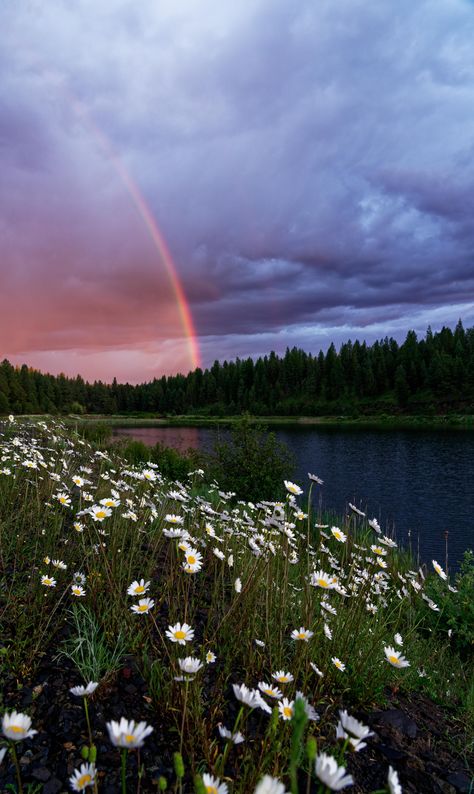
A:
[209,415,295,502]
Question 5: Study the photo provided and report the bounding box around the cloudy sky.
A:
[2,0,474,383]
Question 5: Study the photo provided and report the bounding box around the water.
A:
[112,425,474,570]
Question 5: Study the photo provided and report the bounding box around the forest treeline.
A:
[1,322,474,417]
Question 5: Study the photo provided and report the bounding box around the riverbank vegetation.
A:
[2,322,474,420]
[0,417,472,792]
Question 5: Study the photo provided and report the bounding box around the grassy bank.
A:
[61,412,474,431]
[0,418,473,792]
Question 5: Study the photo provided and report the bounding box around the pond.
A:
[112,425,474,571]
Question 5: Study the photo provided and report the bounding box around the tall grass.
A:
[0,417,472,792]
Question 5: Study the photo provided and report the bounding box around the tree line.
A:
[1,321,474,416]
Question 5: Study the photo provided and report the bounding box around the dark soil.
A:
[1,653,473,793]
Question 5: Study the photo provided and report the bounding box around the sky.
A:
[2,0,474,384]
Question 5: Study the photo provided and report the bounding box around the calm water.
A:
[112,425,474,570]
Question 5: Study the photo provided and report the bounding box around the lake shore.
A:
[61,412,474,430]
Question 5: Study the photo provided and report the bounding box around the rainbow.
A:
[69,95,201,371]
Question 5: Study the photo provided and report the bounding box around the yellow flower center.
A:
[10,725,25,734]
[44,579,52,585]
[175,630,186,640]
[138,604,149,612]
[125,734,135,743]
[96,511,106,519]
[297,632,307,639]
[187,555,196,565]
[389,655,400,665]
[278,677,289,682]
[283,707,293,718]
[206,787,218,794]
[135,586,145,593]
[78,774,92,787]
[73,588,81,595]
[264,689,274,695]
[318,579,329,587]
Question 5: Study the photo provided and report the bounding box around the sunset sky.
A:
[2,0,474,383]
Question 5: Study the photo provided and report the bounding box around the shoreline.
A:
[61,412,474,431]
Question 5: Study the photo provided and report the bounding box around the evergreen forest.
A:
[1,322,474,417]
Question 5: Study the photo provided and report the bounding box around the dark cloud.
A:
[1,0,474,381]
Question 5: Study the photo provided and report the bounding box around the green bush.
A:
[209,415,295,502]
[421,550,474,657]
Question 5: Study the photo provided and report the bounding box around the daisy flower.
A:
[41,575,56,587]
[291,627,314,641]
[89,505,112,522]
[184,549,202,568]
[331,527,347,542]
[70,682,99,697]
[165,514,184,524]
[234,578,242,593]
[218,724,245,744]
[69,762,96,791]
[324,624,333,640]
[284,480,303,496]
[310,662,324,677]
[178,657,203,674]
[100,497,120,508]
[130,598,155,615]
[432,560,447,580]
[55,492,71,506]
[254,775,289,794]
[2,711,37,741]
[332,657,346,672]
[272,670,294,684]
[278,698,294,721]
[166,622,194,644]
[206,651,216,664]
[202,772,228,794]
[387,766,402,794]
[258,682,283,699]
[72,476,85,488]
[315,753,353,790]
[394,633,403,646]
[384,646,410,668]
[310,570,335,589]
[106,717,153,748]
[337,710,373,750]
[232,683,261,708]
[127,579,151,596]
[71,585,86,597]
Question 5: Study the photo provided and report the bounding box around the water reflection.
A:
[112,425,474,569]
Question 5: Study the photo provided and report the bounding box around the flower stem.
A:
[9,742,23,794]
[121,748,128,794]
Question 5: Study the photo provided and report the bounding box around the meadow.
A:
[0,417,472,793]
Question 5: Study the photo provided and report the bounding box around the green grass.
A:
[0,416,473,793]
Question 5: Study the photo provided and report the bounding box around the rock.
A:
[446,771,474,793]
[43,777,63,794]
[32,767,52,782]
[375,708,418,738]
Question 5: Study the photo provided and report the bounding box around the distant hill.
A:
[2,321,474,417]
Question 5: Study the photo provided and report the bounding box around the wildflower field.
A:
[0,418,472,793]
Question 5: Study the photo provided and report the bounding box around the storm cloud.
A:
[1,0,474,381]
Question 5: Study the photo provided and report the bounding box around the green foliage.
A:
[79,421,113,445]
[421,551,474,657]
[114,438,202,480]
[209,416,295,501]
[56,603,127,682]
